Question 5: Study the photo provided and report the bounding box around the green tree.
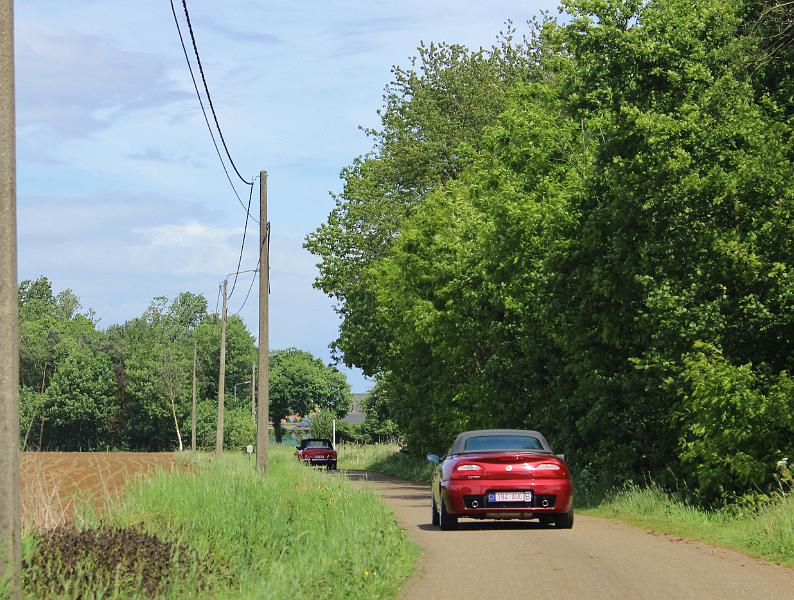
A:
[194,314,257,411]
[306,0,794,503]
[117,293,208,450]
[359,375,400,443]
[41,347,116,450]
[308,409,336,441]
[305,31,539,375]
[269,348,352,443]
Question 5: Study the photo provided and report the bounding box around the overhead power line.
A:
[228,179,256,300]
[180,0,253,186]
[169,0,258,224]
[233,223,269,316]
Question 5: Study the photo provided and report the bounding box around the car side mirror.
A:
[556,453,565,461]
[426,453,440,464]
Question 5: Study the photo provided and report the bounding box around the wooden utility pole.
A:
[256,170,269,475]
[191,339,197,452]
[0,0,20,594]
[215,279,228,456]
[251,360,256,419]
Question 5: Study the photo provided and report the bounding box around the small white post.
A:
[332,419,336,450]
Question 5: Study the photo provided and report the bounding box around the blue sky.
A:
[15,0,556,392]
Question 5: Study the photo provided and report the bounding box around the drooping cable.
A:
[233,223,269,315]
[169,0,258,224]
[228,180,256,299]
[180,0,253,186]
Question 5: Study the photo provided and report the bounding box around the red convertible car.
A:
[428,429,573,530]
[295,438,337,470]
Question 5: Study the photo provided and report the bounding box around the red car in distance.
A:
[428,429,573,530]
[295,438,337,470]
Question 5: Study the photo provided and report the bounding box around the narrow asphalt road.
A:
[350,471,794,600]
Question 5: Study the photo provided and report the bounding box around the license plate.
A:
[493,491,531,502]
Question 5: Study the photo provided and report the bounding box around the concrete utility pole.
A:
[191,339,197,452]
[251,360,256,419]
[215,279,228,456]
[0,0,20,594]
[256,170,269,476]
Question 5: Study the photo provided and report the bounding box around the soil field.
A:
[19,452,181,531]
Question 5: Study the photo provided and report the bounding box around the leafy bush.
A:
[309,409,337,440]
[680,343,794,503]
[193,400,256,450]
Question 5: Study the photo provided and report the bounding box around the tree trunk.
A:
[273,419,283,443]
[170,394,183,452]
[22,363,47,450]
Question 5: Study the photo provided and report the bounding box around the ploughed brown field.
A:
[19,452,181,532]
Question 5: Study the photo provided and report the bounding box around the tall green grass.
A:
[585,484,794,567]
[19,447,419,599]
[337,443,432,482]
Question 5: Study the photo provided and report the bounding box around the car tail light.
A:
[529,462,565,478]
[451,463,483,479]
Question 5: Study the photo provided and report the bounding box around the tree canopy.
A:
[269,348,352,442]
[307,0,794,504]
[17,277,352,452]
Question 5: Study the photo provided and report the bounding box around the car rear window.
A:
[306,440,332,448]
[463,435,544,452]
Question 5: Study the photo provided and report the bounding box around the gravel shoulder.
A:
[352,471,794,600]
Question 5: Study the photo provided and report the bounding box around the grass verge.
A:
[338,443,432,482]
[18,446,419,599]
[583,484,794,568]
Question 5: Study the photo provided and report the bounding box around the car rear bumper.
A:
[301,456,336,465]
[442,478,573,516]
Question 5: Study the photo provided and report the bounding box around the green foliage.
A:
[307,0,794,503]
[116,295,205,451]
[269,348,352,442]
[194,314,257,410]
[194,399,261,451]
[42,347,116,450]
[358,375,400,443]
[17,279,341,453]
[309,409,337,440]
[18,386,42,448]
[680,343,794,503]
[304,30,540,375]
[223,406,256,450]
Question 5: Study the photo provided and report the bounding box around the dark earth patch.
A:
[23,524,220,597]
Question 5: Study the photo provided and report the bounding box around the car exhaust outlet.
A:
[471,500,479,508]
[541,499,549,507]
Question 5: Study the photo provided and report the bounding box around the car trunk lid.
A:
[454,452,562,480]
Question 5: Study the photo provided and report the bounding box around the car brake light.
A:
[529,462,565,478]
[456,464,483,471]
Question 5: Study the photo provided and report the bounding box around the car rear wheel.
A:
[555,508,574,529]
[431,495,440,526]
[326,462,337,471]
[439,497,458,531]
